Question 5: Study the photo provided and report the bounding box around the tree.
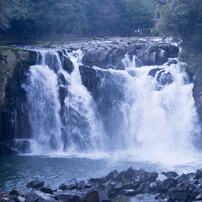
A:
[0,0,27,31]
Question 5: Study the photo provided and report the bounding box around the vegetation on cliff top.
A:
[0,0,154,39]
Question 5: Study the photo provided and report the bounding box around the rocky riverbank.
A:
[1,167,202,202]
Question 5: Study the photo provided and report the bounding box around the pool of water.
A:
[1,154,202,193]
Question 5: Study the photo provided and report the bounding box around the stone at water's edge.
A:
[1,167,202,202]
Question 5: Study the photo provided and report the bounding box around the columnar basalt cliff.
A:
[0,47,36,153]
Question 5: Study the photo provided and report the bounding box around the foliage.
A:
[0,0,155,38]
[0,0,27,31]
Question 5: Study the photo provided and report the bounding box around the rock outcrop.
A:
[0,47,36,153]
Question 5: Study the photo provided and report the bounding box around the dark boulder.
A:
[25,190,55,202]
[157,71,173,85]
[83,190,99,202]
[137,182,150,194]
[40,187,53,194]
[105,170,119,181]
[162,171,178,178]
[26,180,44,189]
[148,68,163,78]
[63,56,74,74]
[167,44,179,58]
[10,189,24,196]
[59,178,78,190]
[119,189,136,196]
[159,178,177,192]
[78,180,87,189]
[167,188,188,201]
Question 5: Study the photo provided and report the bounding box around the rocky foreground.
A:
[1,167,202,202]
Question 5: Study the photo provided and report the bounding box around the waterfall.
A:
[17,48,201,164]
[22,49,104,154]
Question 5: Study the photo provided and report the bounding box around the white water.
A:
[21,49,202,168]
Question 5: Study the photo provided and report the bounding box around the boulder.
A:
[26,180,44,189]
[162,171,178,178]
[40,187,53,194]
[159,178,177,192]
[25,190,55,202]
[59,178,78,190]
[63,56,74,74]
[83,190,99,202]
[105,170,119,181]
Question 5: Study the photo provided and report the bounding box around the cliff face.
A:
[0,47,36,143]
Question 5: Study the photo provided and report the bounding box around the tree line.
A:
[0,0,154,39]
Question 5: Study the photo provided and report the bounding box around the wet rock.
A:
[196,169,202,179]
[157,71,173,85]
[55,193,82,202]
[167,44,179,58]
[105,170,119,181]
[113,182,123,192]
[167,59,178,65]
[156,49,168,65]
[59,178,78,190]
[26,180,44,189]
[167,188,188,201]
[196,192,202,200]
[162,171,178,178]
[96,187,110,202]
[177,173,190,183]
[25,190,55,202]
[83,190,99,202]
[40,187,53,194]
[57,72,69,85]
[10,189,24,196]
[159,178,177,192]
[148,68,163,78]
[137,182,150,194]
[135,58,143,67]
[63,56,74,74]
[89,177,106,185]
[78,180,87,189]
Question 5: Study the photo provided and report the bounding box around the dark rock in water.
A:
[83,190,99,202]
[78,180,87,189]
[196,192,202,200]
[196,169,202,179]
[57,72,70,85]
[168,59,178,65]
[167,188,188,201]
[156,49,168,65]
[167,44,179,58]
[40,187,53,194]
[63,56,74,74]
[106,170,119,181]
[55,193,81,202]
[58,86,68,106]
[10,189,24,196]
[159,178,177,192]
[176,173,190,183]
[148,68,163,78]
[135,57,143,67]
[137,182,150,194]
[148,172,158,183]
[122,182,133,189]
[157,71,173,85]
[25,190,55,202]
[59,178,78,190]
[149,182,159,194]
[96,187,110,202]
[113,182,123,192]
[89,177,106,185]
[162,171,178,178]
[26,180,44,189]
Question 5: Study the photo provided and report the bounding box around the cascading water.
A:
[18,47,202,166]
[22,49,104,154]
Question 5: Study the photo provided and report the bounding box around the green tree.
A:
[0,0,27,30]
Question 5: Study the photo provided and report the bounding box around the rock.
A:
[10,189,24,196]
[105,170,119,181]
[167,188,188,201]
[137,182,150,194]
[148,68,163,78]
[96,188,110,202]
[40,187,53,194]
[159,178,177,192]
[113,182,123,192]
[135,58,143,67]
[89,177,106,185]
[83,190,99,202]
[177,174,190,183]
[59,178,78,190]
[156,49,168,65]
[57,72,69,85]
[117,167,135,182]
[196,192,202,200]
[55,193,82,202]
[25,190,55,202]
[167,59,178,65]
[167,44,179,58]
[149,182,159,194]
[78,180,87,189]
[196,169,202,179]
[63,56,74,74]
[162,171,178,178]
[157,71,173,85]
[26,180,44,189]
